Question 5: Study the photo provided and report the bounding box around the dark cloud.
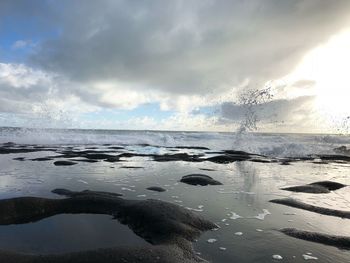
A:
[25,0,350,96]
[0,0,350,131]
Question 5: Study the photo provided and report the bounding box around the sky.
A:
[0,0,350,133]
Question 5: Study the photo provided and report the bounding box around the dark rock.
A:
[104,157,120,162]
[250,159,271,163]
[52,189,123,198]
[31,157,54,161]
[120,166,144,169]
[173,146,210,150]
[0,147,45,154]
[280,228,350,249]
[53,160,77,166]
[0,244,204,263]
[147,186,166,192]
[180,174,222,186]
[0,189,216,262]
[108,146,125,150]
[205,154,251,164]
[317,154,350,162]
[281,185,330,194]
[281,180,346,193]
[280,161,291,165]
[153,153,203,162]
[2,142,16,147]
[13,157,25,161]
[199,168,216,171]
[222,150,252,155]
[270,198,350,219]
[84,153,117,160]
[71,159,99,163]
[309,181,346,191]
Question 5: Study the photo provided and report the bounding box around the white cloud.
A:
[11,40,29,50]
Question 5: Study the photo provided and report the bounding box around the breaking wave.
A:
[0,127,349,158]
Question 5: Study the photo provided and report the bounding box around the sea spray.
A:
[233,85,274,149]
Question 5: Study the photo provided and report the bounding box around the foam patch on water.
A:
[302,254,318,260]
[254,209,271,220]
[228,212,242,220]
[272,254,283,260]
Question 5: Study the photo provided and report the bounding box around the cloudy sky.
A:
[1,0,350,133]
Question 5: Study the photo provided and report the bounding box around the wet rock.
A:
[309,181,346,191]
[2,142,16,147]
[0,147,47,154]
[173,146,210,150]
[104,157,120,162]
[52,189,123,198]
[281,185,330,194]
[54,160,77,166]
[0,244,204,263]
[71,159,99,163]
[153,153,203,162]
[250,159,271,163]
[120,166,144,169]
[270,198,350,219]
[280,228,350,249]
[0,189,216,262]
[31,157,54,161]
[13,157,25,161]
[317,154,350,162]
[180,174,222,186]
[280,161,291,165]
[147,186,166,192]
[108,146,125,150]
[84,153,117,160]
[205,152,251,164]
[281,181,346,193]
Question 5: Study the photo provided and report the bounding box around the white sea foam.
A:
[302,254,318,260]
[0,127,349,158]
[272,254,283,260]
[229,212,242,220]
[254,209,271,220]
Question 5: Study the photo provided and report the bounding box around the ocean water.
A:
[0,127,349,157]
[0,127,349,262]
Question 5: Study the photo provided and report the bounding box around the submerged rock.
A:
[147,186,166,192]
[180,174,222,186]
[270,198,350,219]
[53,160,77,166]
[280,228,350,249]
[281,180,346,194]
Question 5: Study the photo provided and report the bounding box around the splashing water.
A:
[233,85,274,148]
